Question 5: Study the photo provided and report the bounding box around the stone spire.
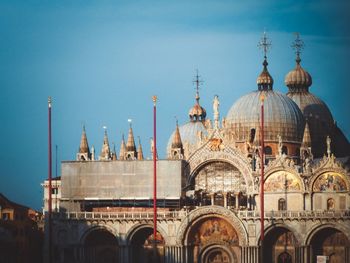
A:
[300,121,313,162]
[100,128,111,160]
[119,134,126,160]
[170,119,184,159]
[77,126,91,161]
[111,143,117,161]
[126,122,137,160]
[301,121,311,148]
[137,137,144,160]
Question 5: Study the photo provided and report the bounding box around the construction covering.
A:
[61,160,185,200]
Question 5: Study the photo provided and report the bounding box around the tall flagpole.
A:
[48,97,52,263]
[260,92,265,261]
[152,95,158,242]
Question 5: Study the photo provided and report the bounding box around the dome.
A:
[285,59,312,91]
[167,121,208,155]
[189,93,206,121]
[226,90,305,143]
[287,91,334,157]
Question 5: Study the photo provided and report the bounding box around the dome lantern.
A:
[188,70,206,122]
[257,31,274,91]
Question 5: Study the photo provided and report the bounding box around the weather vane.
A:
[258,30,272,59]
[291,32,304,61]
[193,69,204,95]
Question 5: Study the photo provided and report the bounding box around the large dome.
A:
[226,90,305,143]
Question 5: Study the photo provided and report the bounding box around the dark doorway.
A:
[130,227,165,263]
[84,228,118,263]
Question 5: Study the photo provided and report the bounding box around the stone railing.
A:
[238,210,350,220]
[52,210,187,221]
[52,209,350,221]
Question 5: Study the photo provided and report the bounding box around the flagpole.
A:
[48,97,52,263]
[152,95,158,242]
[260,92,265,262]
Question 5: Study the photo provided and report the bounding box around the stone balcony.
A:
[51,208,350,222]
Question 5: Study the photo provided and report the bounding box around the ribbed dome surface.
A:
[285,64,312,91]
[167,121,208,154]
[189,104,206,121]
[226,90,305,143]
[287,91,334,156]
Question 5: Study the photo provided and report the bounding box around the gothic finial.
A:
[258,30,272,61]
[291,32,304,64]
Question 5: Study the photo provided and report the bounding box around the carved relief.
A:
[209,138,224,151]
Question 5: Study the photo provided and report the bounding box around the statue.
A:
[277,134,282,156]
[326,135,331,157]
[213,95,220,129]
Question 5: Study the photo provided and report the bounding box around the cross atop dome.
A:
[193,69,204,103]
[258,30,272,60]
[291,32,304,64]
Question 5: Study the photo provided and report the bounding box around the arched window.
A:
[264,146,272,155]
[278,198,286,211]
[282,146,288,155]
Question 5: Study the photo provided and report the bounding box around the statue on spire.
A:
[213,95,220,129]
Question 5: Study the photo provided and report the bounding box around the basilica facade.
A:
[44,36,350,263]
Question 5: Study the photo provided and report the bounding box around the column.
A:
[235,193,240,209]
[223,193,227,208]
[211,193,215,206]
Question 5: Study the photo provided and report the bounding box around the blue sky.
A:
[1,0,349,210]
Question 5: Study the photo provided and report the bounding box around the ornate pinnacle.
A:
[291,32,304,64]
[193,69,203,102]
[258,31,272,60]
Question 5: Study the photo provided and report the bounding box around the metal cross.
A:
[258,31,272,58]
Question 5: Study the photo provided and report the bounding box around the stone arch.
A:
[199,244,237,263]
[186,143,254,190]
[79,224,118,245]
[176,206,248,246]
[262,223,302,246]
[305,223,350,246]
[305,224,350,263]
[126,223,169,245]
[127,223,166,263]
[262,224,300,263]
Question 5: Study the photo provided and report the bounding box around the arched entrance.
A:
[84,228,119,263]
[201,246,232,263]
[263,227,297,263]
[129,227,165,263]
[187,217,239,263]
[310,227,350,263]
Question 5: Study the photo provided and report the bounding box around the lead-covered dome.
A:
[226,90,305,143]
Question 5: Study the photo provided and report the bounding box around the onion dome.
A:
[285,57,312,91]
[189,92,206,121]
[79,126,90,154]
[257,59,274,91]
[284,34,338,157]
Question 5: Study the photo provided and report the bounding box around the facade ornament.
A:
[209,138,224,151]
[326,135,331,157]
[277,134,282,156]
[213,95,220,129]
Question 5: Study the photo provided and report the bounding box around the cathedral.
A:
[44,34,350,263]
